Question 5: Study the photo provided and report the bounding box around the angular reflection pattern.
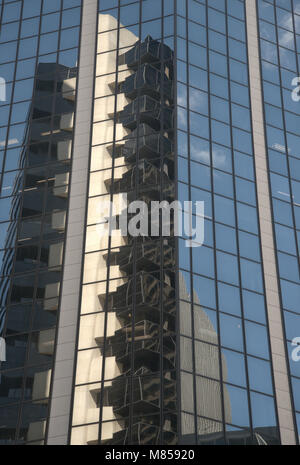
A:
[2,0,298,446]
[70,0,284,446]
[72,10,177,442]
[0,63,77,445]
[0,0,81,444]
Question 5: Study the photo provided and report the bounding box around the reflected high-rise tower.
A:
[1,0,300,446]
[0,61,78,444]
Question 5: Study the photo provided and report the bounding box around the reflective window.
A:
[0,0,82,444]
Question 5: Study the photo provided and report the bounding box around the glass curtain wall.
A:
[0,0,82,445]
[71,0,176,446]
[70,0,286,446]
[177,0,280,445]
[257,0,300,443]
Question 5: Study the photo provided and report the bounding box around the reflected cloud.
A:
[0,138,18,147]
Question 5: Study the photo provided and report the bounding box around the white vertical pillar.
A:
[47,0,98,445]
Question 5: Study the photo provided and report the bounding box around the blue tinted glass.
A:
[43,0,61,14]
[193,275,216,309]
[240,259,264,293]
[245,321,270,359]
[192,245,215,278]
[220,314,244,352]
[225,385,250,427]
[22,0,42,19]
[39,32,59,55]
[61,7,81,28]
[0,22,19,42]
[215,223,237,254]
[222,349,246,387]
[239,231,261,262]
[0,41,17,64]
[218,282,241,317]
[248,357,273,395]
[41,12,60,33]
[237,203,258,234]
[281,279,300,313]
[251,392,277,428]
[2,2,21,23]
[18,37,38,60]
[242,290,266,324]
[21,17,40,38]
[214,195,236,227]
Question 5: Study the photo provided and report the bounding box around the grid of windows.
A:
[257,0,300,443]
[68,0,285,446]
[177,0,280,445]
[70,0,177,446]
[0,0,82,445]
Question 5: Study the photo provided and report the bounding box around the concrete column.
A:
[47,0,98,445]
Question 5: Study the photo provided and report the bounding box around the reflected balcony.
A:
[51,211,66,231]
[27,421,46,443]
[53,173,69,198]
[105,160,173,201]
[62,77,76,102]
[37,328,55,356]
[44,282,60,311]
[48,242,64,268]
[102,419,177,446]
[120,64,173,102]
[101,337,175,375]
[120,124,173,163]
[60,112,74,132]
[99,272,175,312]
[32,369,51,404]
[107,241,175,274]
[118,95,173,132]
[100,376,176,418]
[57,140,72,162]
[121,35,174,71]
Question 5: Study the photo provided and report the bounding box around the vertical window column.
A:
[245,0,296,445]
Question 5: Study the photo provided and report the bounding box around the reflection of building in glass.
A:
[71,13,177,444]
[68,3,297,446]
[99,35,176,444]
[1,0,300,446]
[179,272,232,443]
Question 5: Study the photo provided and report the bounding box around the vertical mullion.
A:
[223,0,253,444]
[127,0,142,445]
[173,0,182,445]
[159,0,165,445]
[205,0,226,445]
[184,0,198,445]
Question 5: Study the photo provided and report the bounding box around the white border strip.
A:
[47,0,98,445]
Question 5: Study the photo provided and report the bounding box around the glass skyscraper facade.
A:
[0,0,299,446]
[0,0,82,444]
[257,0,300,442]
